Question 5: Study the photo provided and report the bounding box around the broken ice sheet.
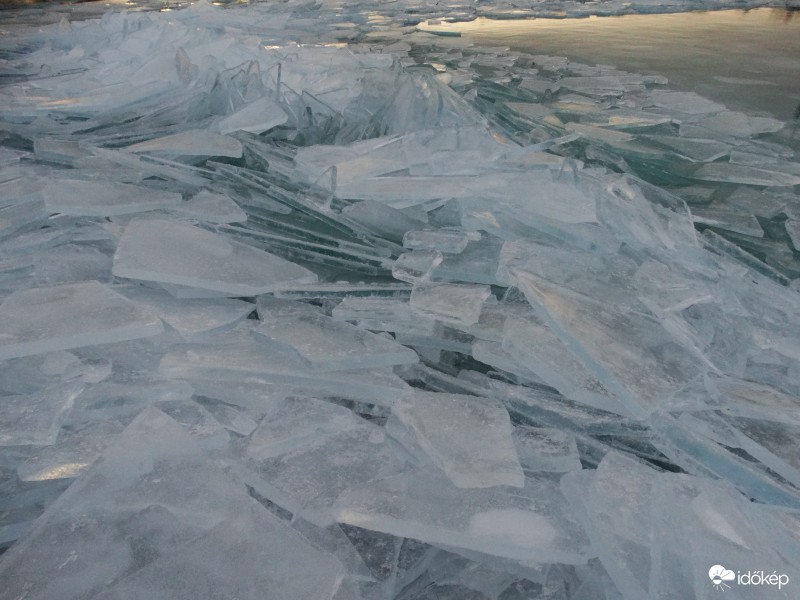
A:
[691,207,764,238]
[0,408,262,600]
[561,451,800,600]
[216,96,289,135]
[42,179,182,217]
[0,351,109,396]
[112,218,317,296]
[0,382,84,446]
[410,282,492,326]
[341,200,427,245]
[335,469,591,565]
[500,315,625,415]
[0,281,163,361]
[512,269,705,418]
[117,285,254,339]
[393,390,524,489]
[717,415,800,489]
[709,375,800,424]
[16,420,125,482]
[251,313,418,372]
[170,190,247,224]
[693,163,800,187]
[88,506,346,600]
[403,229,478,254]
[332,296,440,337]
[159,330,410,407]
[645,136,731,163]
[154,397,230,453]
[512,426,581,473]
[648,90,726,115]
[193,396,258,437]
[245,396,409,525]
[392,250,443,284]
[125,130,243,158]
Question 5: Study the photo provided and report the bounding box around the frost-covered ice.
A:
[1,0,800,598]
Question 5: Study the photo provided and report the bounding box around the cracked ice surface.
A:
[0,1,799,599]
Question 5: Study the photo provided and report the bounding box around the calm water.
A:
[442,8,800,121]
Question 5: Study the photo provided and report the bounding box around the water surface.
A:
[442,9,800,121]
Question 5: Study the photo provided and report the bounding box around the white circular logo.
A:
[709,565,735,590]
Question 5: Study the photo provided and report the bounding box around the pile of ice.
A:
[1,2,799,599]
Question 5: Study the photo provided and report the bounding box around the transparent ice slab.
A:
[159,330,410,407]
[410,282,492,327]
[117,285,254,339]
[251,313,418,372]
[512,425,582,474]
[512,269,705,418]
[216,97,288,135]
[170,190,247,224]
[0,408,262,600]
[17,419,126,482]
[42,179,182,217]
[245,396,409,525]
[112,218,318,296]
[335,469,591,565]
[561,451,800,600]
[88,504,346,600]
[332,296,440,337]
[0,382,84,447]
[0,281,163,361]
[394,390,524,488]
[125,130,243,158]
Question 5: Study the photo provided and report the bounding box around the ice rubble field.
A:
[1,1,800,599]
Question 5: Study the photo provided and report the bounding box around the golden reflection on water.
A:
[429,8,800,120]
[442,7,799,34]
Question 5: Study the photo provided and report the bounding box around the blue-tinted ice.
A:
[0,1,799,598]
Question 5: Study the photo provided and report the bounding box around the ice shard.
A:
[393,390,524,488]
[112,218,317,296]
[42,179,182,217]
[251,313,419,372]
[126,130,243,158]
[0,281,163,361]
[0,408,262,600]
[336,470,591,565]
[245,396,409,525]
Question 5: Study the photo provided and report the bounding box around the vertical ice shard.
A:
[216,97,289,135]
